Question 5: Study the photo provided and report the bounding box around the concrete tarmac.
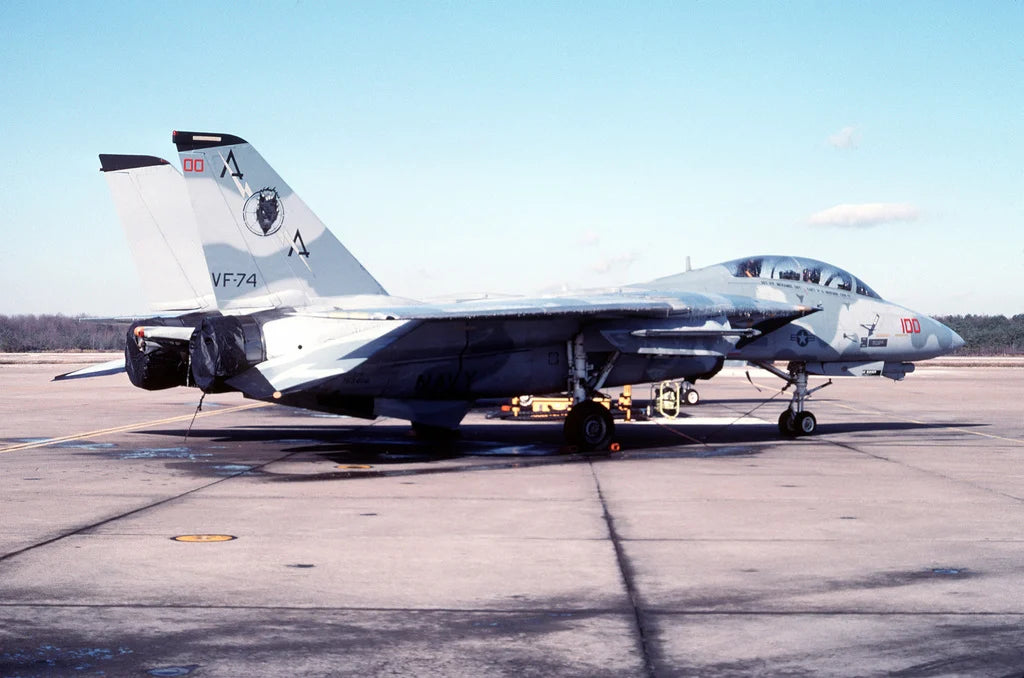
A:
[2,357,1024,677]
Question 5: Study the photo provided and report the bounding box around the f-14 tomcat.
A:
[61,131,965,450]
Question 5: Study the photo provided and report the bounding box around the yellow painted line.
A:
[0,402,269,454]
[833,403,1024,445]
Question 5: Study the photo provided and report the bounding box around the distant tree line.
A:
[936,315,1024,356]
[0,315,124,352]
[0,313,1021,354]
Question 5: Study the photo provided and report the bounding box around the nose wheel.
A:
[755,361,830,438]
[778,410,817,437]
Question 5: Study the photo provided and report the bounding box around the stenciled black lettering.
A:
[288,230,311,257]
[219,150,243,180]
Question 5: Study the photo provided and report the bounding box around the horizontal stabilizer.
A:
[53,357,127,381]
[226,320,414,398]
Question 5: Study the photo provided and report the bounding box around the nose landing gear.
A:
[753,361,831,437]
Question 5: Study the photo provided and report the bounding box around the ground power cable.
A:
[184,391,207,442]
[699,386,790,444]
[651,380,791,448]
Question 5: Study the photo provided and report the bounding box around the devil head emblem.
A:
[242,188,285,237]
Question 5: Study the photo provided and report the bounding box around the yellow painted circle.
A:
[337,464,372,470]
[172,534,236,543]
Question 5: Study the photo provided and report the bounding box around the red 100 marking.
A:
[901,318,921,334]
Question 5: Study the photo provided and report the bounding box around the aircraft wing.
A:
[299,295,676,321]
[53,357,127,381]
[296,292,815,323]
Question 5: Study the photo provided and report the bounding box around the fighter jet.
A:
[62,131,965,450]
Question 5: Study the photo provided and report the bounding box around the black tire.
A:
[564,401,615,452]
[778,411,797,437]
[795,412,817,436]
[683,389,700,406]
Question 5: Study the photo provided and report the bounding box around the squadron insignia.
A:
[242,188,284,237]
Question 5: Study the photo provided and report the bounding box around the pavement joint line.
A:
[0,603,630,613]
[639,610,1024,617]
[833,402,1024,445]
[1,602,1023,617]
[0,402,270,454]
[589,461,658,678]
[825,436,1024,505]
[0,449,298,564]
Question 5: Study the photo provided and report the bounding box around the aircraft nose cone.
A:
[925,316,965,356]
[934,317,965,353]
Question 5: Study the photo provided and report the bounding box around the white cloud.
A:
[827,125,858,149]
[808,203,920,228]
[591,252,637,274]
[578,230,600,247]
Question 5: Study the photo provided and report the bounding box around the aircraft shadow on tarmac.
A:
[126,415,985,482]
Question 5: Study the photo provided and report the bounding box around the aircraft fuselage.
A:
[269,256,961,416]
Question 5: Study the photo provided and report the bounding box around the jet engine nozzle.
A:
[189,316,265,393]
[125,319,195,391]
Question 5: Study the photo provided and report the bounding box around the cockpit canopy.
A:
[726,256,881,299]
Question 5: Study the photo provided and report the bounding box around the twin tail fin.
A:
[172,131,386,311]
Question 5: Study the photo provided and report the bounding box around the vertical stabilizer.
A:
[172,131,386,310]
[100,154,215,312]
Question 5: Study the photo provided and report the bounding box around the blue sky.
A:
[1,1,1020,316]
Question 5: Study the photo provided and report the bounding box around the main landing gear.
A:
[564,400,615,451]
[752,361,831,438]
[564,334,619,451]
